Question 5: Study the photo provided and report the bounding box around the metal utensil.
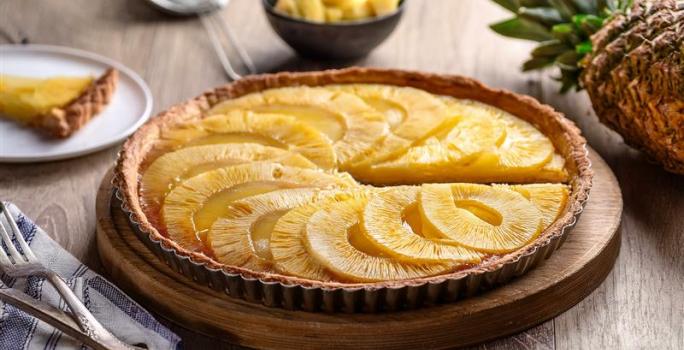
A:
[146,0,256,80]
[0,202,141,350]
[0,287,123,350]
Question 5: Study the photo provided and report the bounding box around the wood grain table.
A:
[0,1,682,349]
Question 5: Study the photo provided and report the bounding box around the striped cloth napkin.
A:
[0,202,181,350]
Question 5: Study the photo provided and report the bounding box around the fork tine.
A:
[0,226,11,267]
[0,203,25,263]
[0,204,36,261]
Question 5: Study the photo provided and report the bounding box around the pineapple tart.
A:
[115,68,591,289]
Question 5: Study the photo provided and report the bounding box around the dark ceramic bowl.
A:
[263,0,405,60]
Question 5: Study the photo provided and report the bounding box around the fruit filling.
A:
[139,83,572,283]
[0,74,93,122]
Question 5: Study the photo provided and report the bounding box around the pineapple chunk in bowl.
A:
[263,0,405,60]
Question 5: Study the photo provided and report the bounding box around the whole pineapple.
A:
[490,0,684,174]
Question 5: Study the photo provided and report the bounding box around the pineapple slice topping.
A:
[207,188,321,270]
[305,196,451,282]
[355,98,560,184]
[358,115,507,184]
[495,184,569,228]
[140,143,316,219]
[0,74,93,122]
[419,183,544,253]
[162,163,355,252]
[208,86,388,167]
[161,111,337,169]
[141,83,572,283]
[361,186,482,264]
[331,84,452,167]
[270,190,369,281]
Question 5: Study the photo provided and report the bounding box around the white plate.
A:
[0,44,153,162]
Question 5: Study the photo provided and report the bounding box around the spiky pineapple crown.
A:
[490,0,634,92]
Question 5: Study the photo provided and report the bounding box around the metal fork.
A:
[0,202,139,350]
[145,0,256,80]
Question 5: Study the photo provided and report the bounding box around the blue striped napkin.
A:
[0,202,181,350]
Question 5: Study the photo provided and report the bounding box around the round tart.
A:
[115,68,592,312]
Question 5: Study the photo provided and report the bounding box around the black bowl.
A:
[263,0,405,60]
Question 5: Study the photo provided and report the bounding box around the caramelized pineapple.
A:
[354,97,561,184]
[162,162,355,252]
[361,186,482,264]
[140,143,316,226]
[329,84,453,168]
[419,183,544,253]
[270,190,370,280]
[208,87,388,167]
[0,74,92,122]
[136,82,575,284]
[160,111,337,169]
[304,196,450,282]
[495,183,569,228]
[207,188,321,269]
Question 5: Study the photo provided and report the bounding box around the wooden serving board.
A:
[96,149,622,350]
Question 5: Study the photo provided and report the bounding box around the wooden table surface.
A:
[0,1,682,349]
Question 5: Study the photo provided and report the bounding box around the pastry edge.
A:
[31,68,119,138]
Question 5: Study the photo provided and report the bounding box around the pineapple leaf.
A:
[519,7,564,24]
[575,41,593,54]
[493,0,521,12]
[555,51,580,70]
[523,57,555,71]
[490,17,554,41]
[572,14,604,34]
[520,0,551,6]
[552,23,581,45]
[548,0,576,20]
[572,0,597,14]
[532,40,570,57]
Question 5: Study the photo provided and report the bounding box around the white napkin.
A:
[0,202,181,350]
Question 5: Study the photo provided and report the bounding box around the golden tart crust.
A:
[35,68,119,138]
[114,67,592,289]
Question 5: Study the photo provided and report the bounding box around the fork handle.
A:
[46,272,137,350]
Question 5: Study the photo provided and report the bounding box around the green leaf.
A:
[549,0,576,19]
[572,14,604,34]
[490,17,554,41]
[532,40,571,57]
[572,0,597,14]
[555,50,580,69]
[492,0,521,12]
[520,0,552,6]
[596,0,608,11]
[553,68,581,93]
[523,57,555,71]
[552,23,581,44]
[575,41,593,54]
[519,7,564,24]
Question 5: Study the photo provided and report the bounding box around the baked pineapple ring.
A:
[141,84,572,283]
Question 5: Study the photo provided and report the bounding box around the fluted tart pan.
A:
[114,68,593,312]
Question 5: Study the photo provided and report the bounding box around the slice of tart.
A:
[0,68,118,137]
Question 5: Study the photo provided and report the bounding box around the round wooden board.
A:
[96,149,622,350]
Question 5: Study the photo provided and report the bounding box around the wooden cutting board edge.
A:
[96,148,622,349]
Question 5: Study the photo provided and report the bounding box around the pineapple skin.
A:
[581,0,684,174]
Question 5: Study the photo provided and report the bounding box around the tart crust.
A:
[32,68,119,138]
[114,67,593,290]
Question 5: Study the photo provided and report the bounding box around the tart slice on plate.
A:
[114,68,592,312]
[0,68,118,137]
